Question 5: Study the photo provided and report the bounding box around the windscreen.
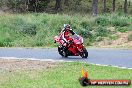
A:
[71,35,79,40]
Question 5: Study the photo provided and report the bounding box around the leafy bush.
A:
[80,21,91,29]
[77,28,89,38]
[0,37,12,47]
[111,17,129,27]
[12,17,37,36]
[77,27,93,39]
[109,34,119,40]
[76,27,95,43]
[20,24,37,35]
[95,26,110,37]
[95,17,109,26]
[117,27,129,33]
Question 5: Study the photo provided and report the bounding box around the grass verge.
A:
[0,13,132,47]
[0,59,132,88]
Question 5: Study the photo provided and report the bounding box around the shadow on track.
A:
[58,56,88,60]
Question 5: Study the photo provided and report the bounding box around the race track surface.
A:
[0,48,132,68]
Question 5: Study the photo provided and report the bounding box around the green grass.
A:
[0,13,132,47]
[0,62,132,88]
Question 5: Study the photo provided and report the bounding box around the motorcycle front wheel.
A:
[79,47,88,58]
[58,46,68,57]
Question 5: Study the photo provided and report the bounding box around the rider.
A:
[60,24,76,47]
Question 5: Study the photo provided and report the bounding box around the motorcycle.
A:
[54,34,88,58]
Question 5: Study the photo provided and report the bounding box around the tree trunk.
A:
[55,0,61,11]
[35,0,38,12]
[124,0,127,13]
[64,0,69,6]
[112,0,116,12]
[103,0,106,13]
[28,0,36,12]
[92,0,98,16]
[128,0,130,7]
[26,0,29,11]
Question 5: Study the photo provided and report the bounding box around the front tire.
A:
[58,46,68,57]
[80,47,88,58]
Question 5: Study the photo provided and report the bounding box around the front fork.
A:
[77,44,84,52]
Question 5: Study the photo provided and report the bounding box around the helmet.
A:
[64,24,71,31]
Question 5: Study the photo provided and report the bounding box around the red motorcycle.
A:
[54,34,88,58]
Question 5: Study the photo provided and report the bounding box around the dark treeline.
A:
[0,0,131,15]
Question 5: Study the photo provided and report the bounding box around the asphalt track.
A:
[0,48,132,68]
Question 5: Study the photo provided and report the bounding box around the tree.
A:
[55,0,61,11]
[92,0,98,16]
[128,0,130,7]
[103,0,106,13]
[124,0,128,13]
[27,0,37,12]
[64,0,69,6]
[112,0,116,12]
